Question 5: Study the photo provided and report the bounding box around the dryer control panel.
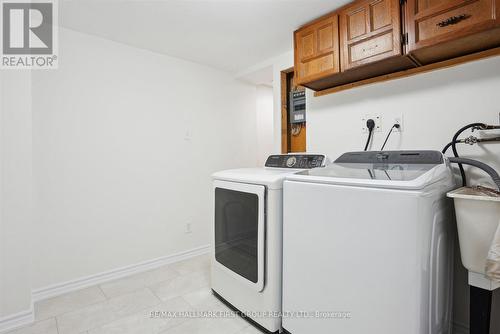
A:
[265,154,325,169]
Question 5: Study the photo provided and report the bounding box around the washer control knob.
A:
[286,156,297,167]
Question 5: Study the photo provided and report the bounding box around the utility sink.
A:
[448,187,500,290]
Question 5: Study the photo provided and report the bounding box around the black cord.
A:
[367,169,374,179]
[380,125,395,151]
[364,119,375,151]
[364,128,373,151]
[442,141,457,154]
[451,123,486,186]
[380,124,400,151]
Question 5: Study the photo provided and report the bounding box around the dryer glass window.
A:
[215,188,259,283]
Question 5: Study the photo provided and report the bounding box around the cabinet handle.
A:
[436,14,471,27]
[362,44,379,53]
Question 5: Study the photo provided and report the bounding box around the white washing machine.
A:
[282,151,456,334]
[211,154,328,333]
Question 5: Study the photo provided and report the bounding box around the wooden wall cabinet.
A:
[294,14,340,87]
[339,0,404,69]
[333,0,417,89]
[294,0,500,93]
[295,0,416,91]
[406,0,500,64]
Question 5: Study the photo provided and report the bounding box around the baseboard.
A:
[453,321,469,334]
[0,305,34,334]
[32,244,210,302]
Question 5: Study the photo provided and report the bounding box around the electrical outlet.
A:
[184,130,192,142]
[185,222,192,234]
[361,114,382,133]
[393,115,403,132]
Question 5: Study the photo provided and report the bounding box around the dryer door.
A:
[213,180,266,292]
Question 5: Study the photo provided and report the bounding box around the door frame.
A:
[281,67,294,153]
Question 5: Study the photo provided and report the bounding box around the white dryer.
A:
[282,151,456,334]
[211,154,328,333]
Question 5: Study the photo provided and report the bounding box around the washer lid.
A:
[286,151,451,190]
[213,168,302,189]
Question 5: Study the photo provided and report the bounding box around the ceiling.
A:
[59,0,350,73]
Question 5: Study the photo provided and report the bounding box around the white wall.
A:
[256,85,274,165]
[304,56,500,332]
[0,71,33,320]
[31,28,260,289]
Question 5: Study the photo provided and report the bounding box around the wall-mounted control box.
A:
[289,91,306,124]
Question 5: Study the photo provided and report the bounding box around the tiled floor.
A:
[8,255,262,334]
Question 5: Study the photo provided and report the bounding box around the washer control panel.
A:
[265,154,326,169]
[335,150,443,165]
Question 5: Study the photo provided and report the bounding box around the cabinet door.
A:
[340,0,403,71]
[406,0,500,52]
[294,15,340,85]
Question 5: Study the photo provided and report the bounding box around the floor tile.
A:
[181,287,219,310]
[170,254,210,276]
[88,297,192,334]
[149,270,210,302]
[56,288,160,334]
[6,318,58,334]
[100,266,179,299]
[10,255,222,334]
[159,295,247,334]
[159,312,247,334]
[237,324,265,334]
[35,287,106,321]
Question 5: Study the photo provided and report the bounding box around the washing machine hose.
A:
[448,157,500,191]
[451,123,486,187]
